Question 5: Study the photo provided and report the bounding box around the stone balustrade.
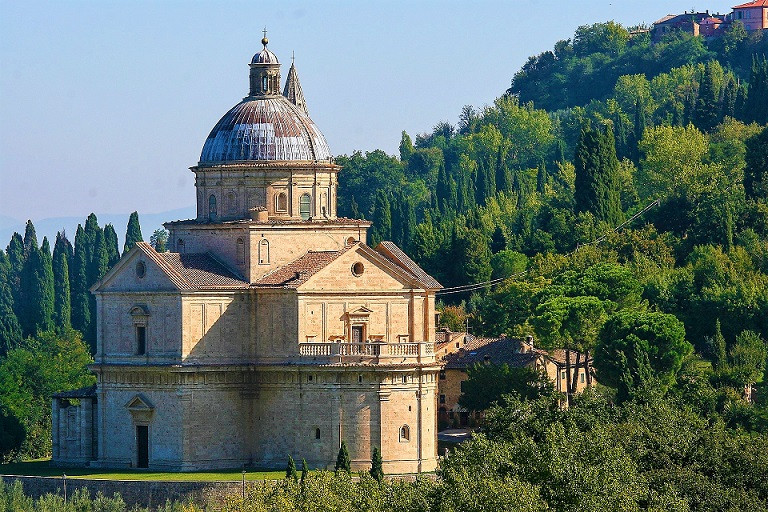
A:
[298,341,435,364]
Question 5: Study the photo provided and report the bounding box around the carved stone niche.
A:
[125,394,155,423]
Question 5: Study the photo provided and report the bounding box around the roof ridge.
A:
[138,243,191,290]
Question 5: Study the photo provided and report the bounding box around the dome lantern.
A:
[249,29,281,97]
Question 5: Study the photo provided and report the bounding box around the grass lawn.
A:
[0,459,284,481]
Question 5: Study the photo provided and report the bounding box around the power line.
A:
[435,198,661,296]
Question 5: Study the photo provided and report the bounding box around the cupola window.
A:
[299,193,311,220]
[258,239,270,265]
[262,75,269,93]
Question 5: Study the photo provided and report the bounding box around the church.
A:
[51,36,442,474]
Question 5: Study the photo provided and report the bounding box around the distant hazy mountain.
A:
[0,206,196,251]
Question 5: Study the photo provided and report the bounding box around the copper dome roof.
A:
[251,47,279,65]
[199,96,332,164]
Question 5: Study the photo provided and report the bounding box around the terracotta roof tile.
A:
[254,248,349,288]
[375,241,442,289]
[443,337,540,369]
[733,0,768,8]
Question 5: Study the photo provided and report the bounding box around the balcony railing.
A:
[298,341,435,364]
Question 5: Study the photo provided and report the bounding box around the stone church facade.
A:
[52,37,442,473]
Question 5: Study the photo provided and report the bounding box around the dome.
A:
[251,48,279,65]
[199,96,332,164]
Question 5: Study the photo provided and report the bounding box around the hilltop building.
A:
[52,36,442,473]
[730,0,768,30]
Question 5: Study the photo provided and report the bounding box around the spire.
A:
[283,57,309,116]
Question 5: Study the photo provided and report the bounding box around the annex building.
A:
[51,37,442,474]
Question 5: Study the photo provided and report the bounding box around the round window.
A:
[352,262,364,276]
[136,261,146,278]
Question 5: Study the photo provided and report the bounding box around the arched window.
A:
[399,425,410,442]
[275,192,287,213]
[299,193,311,220]
[208,195,217,221]
[262,75,268,92]
[177,239,185,254]
[236,238,245,265]
[258,239,270,265]
[315,428,321,440]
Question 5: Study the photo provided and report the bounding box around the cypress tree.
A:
[71,225,90,339]
[402,196,416,252]
[23,220,37,257]
[86,227,109,345]
[123,211,143,255]
[53,232,72,330]
[436,163,451,214]
[536,164,548,194]
[694,61,722,132]
[720,76,738,120]
[496,146,512,194]
[490,226,507,254]
[335,441,351,473]
[613,111,629,161]
[369,191,392,247]
[574,124,623,226]
[103,224,121,268]
[744,125,768,201]
[712,319,727,370]
[0,251,23,356]
[6,233,25,322]
[286,455,298,481]
[744,55,768,125]
[399,131,414,162]
[301,458,309,484]
[20,241,54,336]
[370,447,384,482]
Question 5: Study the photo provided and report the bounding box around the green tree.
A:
[0,329,95,457]
[0,252,22,357]
[286,455,298,482]
[574,124,623,226]
[369,447,384,482]
[335,441,351,473]
[744,125,768,201]
[0,405,25,460]
[594,310,692,397]
[369,191,392,247]
[123,211,143,255]
[22,220,37,257]
[52,232,71,330]
[5,233,25,323]
[726,330,766,389]
[301,458,309,484]
[70,225,90,339]
[744,55,768,125]
[459,363,554,411]
[150,228,169,253]
[694,60,724,132]
[20,242,53,337]
[399,131,414,162]
[103,224,121,267]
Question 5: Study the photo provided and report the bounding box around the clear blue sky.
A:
[0,0,733,223]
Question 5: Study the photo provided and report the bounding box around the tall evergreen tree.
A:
[694,61,722,132]
[23,220,37,257]
[53,232,72,330]
[300,458,309,484]
[574,124,624,226]
[86,227,109,345]
[6,233,25,323]
[71,225,90,340]
[744,55,768,125]
[335,441,351,473]
[370,446,384,482]
[103,224,121,268]
[496,146,512,194]
[744,125,768,201]
[399,131,414,162]
[0,251,22,356]
[285,455,298,481]
[20,241,54,336]
[123,211,143,255]
[369,191,392,247]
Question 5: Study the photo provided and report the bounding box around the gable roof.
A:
[733,0,768,8]
[443,337,541,370]
[375,241,442,290]
[92,242,248,292]
[254,247,349,288]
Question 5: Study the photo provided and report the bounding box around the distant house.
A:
[730,0,768,30]
[699,16,726,37]
[652,12,711,41]
[436,335,591,428]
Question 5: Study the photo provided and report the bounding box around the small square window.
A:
[308,375,313,382]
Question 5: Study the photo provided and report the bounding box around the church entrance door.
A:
[352,325,363,344]
[136,425,149,468]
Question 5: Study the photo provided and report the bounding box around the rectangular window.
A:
[580,372,585,383]
[439,394,446,404]
[561,370,566,380]
[136,326,146,355]
[439,370,446,380]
